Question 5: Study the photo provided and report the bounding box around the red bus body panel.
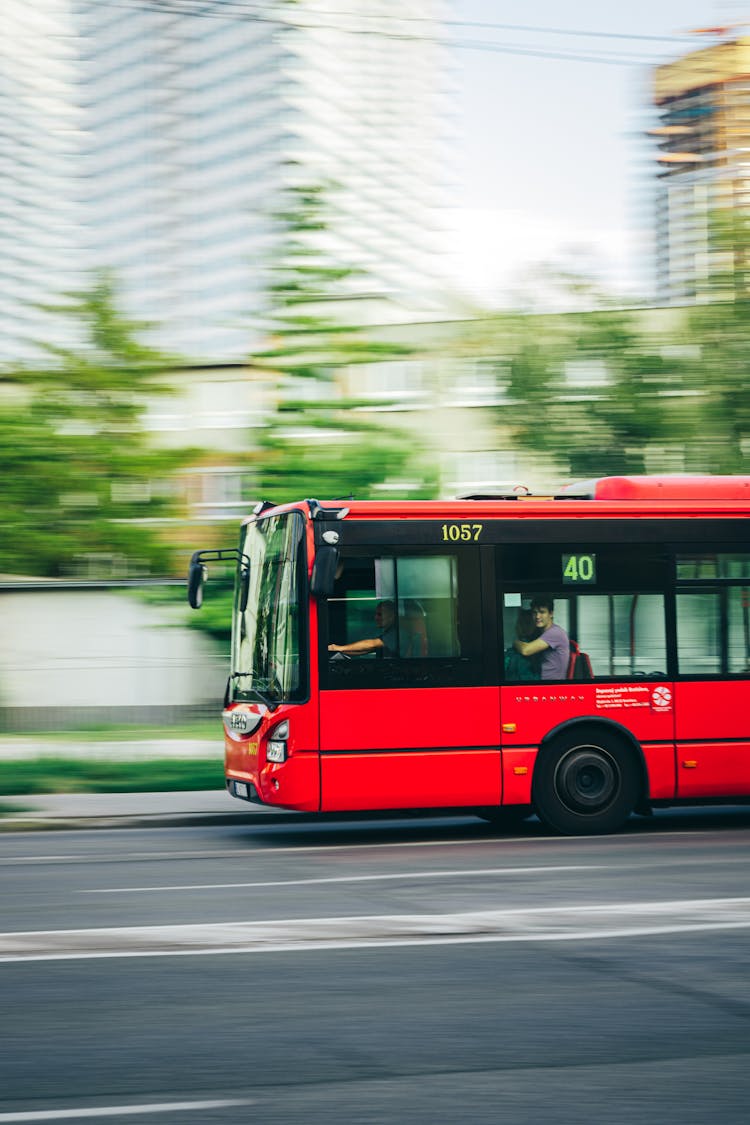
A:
[499,683,678,802]
[225,698,321,811]
[674,682,750,797]
[223,480,750,815]
[319,686,500,811]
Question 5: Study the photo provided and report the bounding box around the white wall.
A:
[0,589,227,719]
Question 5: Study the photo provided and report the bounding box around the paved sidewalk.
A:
[0,789,315,832]
[0,738,219,761]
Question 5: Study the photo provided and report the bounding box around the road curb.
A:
[0,810,320,833]
[0,806,471,833]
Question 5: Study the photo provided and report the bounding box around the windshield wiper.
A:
[229,672,279,712]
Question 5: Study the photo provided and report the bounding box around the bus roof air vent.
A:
[559,476,750,500]
[307,499,350,520]
[456,486,547,501]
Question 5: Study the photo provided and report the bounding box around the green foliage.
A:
[493,212,750,480]
[249,183,439,502]
[187,583,234,643]
[0,275,191,577]
[255,184,413,376]
[0,757,223,795]
[677,211,750,473]
[255,416,438,504]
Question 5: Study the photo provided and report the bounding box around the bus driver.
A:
[328,600,398,658]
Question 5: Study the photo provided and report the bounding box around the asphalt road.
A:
[1,810,750,1123]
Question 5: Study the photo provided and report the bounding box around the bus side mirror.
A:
[187,546,248,609]
[187,555,206,609]
[310,545,340,598]
[239,564,250,612]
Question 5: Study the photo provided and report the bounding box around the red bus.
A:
[188,476,750,834]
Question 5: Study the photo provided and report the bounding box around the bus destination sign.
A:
[562,553,597,584]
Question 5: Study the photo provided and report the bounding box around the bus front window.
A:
[230,511,306,705]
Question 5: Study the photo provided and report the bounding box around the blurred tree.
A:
[495,212,750,481]
[0,275,191,577]
[679,210,750,472]
[248,183,438,502]
[559,306,693,479]
[496,308,682,480]
[491,281,696,482]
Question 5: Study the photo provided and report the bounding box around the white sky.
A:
[447,0,750,307]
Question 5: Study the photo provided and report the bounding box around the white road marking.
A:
[83,865,605,893]
[1,898,750,962]
[0,1099,253,1121]
[0,836,517,865]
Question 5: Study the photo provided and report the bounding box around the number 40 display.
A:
[562,553,597,584]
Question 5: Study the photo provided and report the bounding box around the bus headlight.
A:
[267,740,287,763]
[266,720,289,763]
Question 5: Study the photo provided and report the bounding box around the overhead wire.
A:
[90,0,720,68]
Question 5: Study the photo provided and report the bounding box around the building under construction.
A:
[652,36,750,301]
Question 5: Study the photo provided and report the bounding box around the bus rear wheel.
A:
[532,728,639,836]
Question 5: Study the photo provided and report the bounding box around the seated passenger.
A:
[401,599,428,657]
[513,595,570,681]
[504,608,541,681]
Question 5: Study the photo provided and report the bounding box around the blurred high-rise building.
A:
[1,1,83,362]
[71,0,453,360]
[652,35,750,302]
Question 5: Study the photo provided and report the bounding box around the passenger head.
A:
[531,595,554,631]
[515,608,538,642]
[531,595,554,614]
[374,600,395,628]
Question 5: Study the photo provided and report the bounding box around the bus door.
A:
[674,562,750,796]
[318,544,500,811]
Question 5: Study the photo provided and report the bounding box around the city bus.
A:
[187,476,750,834]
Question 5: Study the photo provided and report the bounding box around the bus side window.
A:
[674,587,750,675]
[676,553,750,676]
[499,542,670,681]
[323,549,483,689]
[676,592,721,674]
[576,594,666,678]
[501,591,667,682]
[329,554,461,659]
[728,587,750,673]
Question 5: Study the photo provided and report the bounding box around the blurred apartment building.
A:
[1,1,452,364]
[0,1,83,361]
[1,1,528,510]
[71,0,454,360]
[652,35,750,302]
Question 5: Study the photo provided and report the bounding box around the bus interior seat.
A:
[567,640,593,680]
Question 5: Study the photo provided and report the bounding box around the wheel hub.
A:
[555,746,619,813]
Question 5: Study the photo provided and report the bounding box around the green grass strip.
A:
[0,720,219,745]
[0,758,224,796]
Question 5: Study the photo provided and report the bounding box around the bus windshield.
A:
[230,510,306,706]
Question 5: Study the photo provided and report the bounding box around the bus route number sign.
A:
[562,553,597,584]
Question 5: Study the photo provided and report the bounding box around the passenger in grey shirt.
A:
[513,596,570,681]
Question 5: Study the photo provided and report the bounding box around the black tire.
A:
[532,727,640,836]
